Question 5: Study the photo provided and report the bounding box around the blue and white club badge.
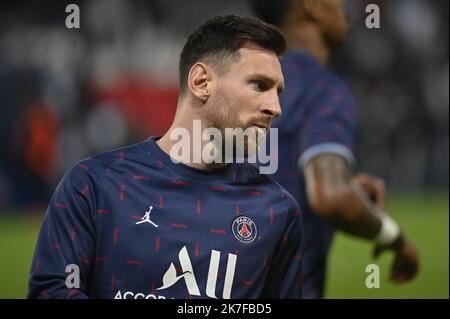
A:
[232,216,257,244]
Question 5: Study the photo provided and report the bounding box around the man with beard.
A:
[251,0,419,298]
[28,15,303,299]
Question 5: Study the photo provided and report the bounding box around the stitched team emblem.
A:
[232,216,257,244]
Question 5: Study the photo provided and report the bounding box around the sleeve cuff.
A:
[297,142,356,173]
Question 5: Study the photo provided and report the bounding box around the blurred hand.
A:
[352,173,386,210]
[373,233,419,283]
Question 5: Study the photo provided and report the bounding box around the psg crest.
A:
[232,216,257,244]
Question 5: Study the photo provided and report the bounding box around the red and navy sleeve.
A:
[28,161,99,299]
[297,77,356,170]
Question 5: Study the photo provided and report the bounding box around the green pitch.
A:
[0,193,448,299]
[326,193,448,298]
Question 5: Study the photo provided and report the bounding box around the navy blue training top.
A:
[28,136,303,299]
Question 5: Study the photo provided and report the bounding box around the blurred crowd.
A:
[0,0,448,209]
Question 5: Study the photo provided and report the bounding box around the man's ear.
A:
[187,62,211,102]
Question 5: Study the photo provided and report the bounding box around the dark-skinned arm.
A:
[304,153,382,238]
[304,153,419,282]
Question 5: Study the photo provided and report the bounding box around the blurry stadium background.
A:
[0,0,448,298]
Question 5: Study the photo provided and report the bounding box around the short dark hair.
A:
[249,0,293,27]
[179,15,286,95]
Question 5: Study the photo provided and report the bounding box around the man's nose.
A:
[262,94,282,119]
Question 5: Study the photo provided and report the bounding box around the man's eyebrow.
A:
[248,73,285,94]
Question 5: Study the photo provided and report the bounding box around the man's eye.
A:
[251,80,267,91]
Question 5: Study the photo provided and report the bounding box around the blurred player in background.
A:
[251,0,419,298]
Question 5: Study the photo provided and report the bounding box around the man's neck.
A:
[283,23,330,65]
[156,105,228,171]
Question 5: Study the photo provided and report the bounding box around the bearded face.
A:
[205,87,270,160]
[202,43,283,162]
